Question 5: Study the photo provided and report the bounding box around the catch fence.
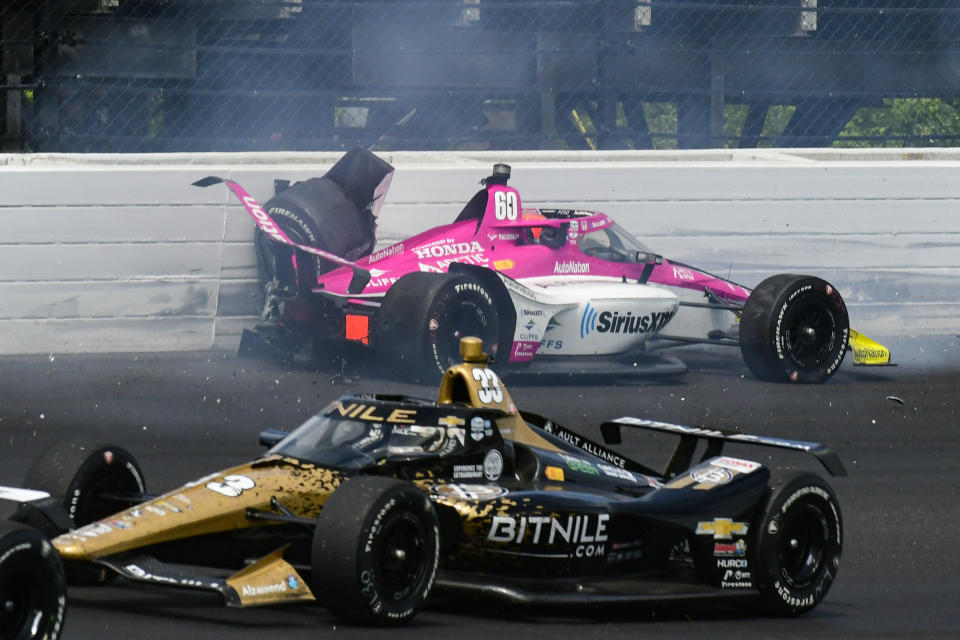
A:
[4,1,960,152]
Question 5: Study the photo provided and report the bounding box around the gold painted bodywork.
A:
[52,338,517,565]
[53,456,344,561]
[225,546,316,606]
[48,337,576,607]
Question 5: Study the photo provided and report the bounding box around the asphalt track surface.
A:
[1,339,958,639]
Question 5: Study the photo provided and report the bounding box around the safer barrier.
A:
[0,148,957,354]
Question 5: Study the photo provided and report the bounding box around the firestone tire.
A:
[0,521,67,640]
[750,473,843,616]
[256,177,377,296]
[739,274,849,383]
[23,441,146,586]
[24,441,146,529]
[374,272,503,383]
[253,185,364,335]
[311,476,439,626]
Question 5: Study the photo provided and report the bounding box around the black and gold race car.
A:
[0,338,845,637]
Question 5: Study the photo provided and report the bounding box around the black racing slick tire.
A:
[750,473,843,616]
[24,441,146,586]
[311,476,440,626]
[253,178,377,334]
[739,274,850,383]
[24,440,146,529]
[0,521,67,640]
[374,272,503,382]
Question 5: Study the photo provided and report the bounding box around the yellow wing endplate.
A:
[226,546,315,607]
[849,329,893,366]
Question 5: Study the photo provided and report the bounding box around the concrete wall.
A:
[1,148,958,354]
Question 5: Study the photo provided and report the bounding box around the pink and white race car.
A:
[195,149,891,383]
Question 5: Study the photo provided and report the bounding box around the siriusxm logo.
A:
[580,302,599,338]
[580,303,674,338]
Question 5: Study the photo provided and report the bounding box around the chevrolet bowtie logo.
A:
[439,415,465,427]
[695,518,748,540]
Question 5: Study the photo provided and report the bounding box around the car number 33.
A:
[472,368,503,404]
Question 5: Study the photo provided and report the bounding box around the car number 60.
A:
[494,190,518,221]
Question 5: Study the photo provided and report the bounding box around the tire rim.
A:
[782,299,837,369]
[436,302,496,368]
[778,504,830,589]
[0,569,43,638]
[375,511,428,602]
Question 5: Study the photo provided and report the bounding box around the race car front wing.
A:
[97,546,315,607]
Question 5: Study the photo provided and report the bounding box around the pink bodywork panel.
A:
[228,174,750,362]
[315,181,750,304]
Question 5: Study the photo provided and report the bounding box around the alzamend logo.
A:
[242,580,288,597]
[580,303,674,338]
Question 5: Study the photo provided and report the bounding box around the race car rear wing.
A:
[599,417,847,478]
